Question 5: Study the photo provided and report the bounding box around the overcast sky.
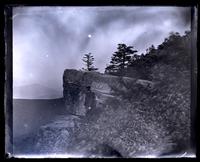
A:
[13,6,191,97]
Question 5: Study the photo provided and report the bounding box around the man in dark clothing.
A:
[69,83,81,105]
[84,86,96,115]
[63,82,81,114]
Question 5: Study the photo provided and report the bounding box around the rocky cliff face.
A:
[63,69,116,115]
[62,69,155,116]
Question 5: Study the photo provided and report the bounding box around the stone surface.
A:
[62,69,154,116]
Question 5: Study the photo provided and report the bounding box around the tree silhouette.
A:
[82,53,98,71]
[105,44,137,74]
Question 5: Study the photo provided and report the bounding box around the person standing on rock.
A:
[84,86,96,115]
[64,81,81,114]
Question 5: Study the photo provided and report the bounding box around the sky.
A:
[13,6,191,98]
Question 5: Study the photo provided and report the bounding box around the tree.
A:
[105,44,137,74]
[82,53,98,71]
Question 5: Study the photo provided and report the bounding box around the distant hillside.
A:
[13,84,62,99]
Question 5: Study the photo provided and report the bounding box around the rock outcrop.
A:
[62,69,155,116]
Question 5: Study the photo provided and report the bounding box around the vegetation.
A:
[105,44,137,75]
[104,31,192,154]
[105,31,191,79]
[82,53,98,71]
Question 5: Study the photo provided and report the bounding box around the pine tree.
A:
[82,53,98,71]
[105,44,137,74]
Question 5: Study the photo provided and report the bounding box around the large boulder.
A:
[62,69,155,116]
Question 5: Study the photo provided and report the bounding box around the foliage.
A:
[108,31,192,154]
[82,53,98,71]
[118,31,191,79]
[105,44,137,75]
[73,97,173,157]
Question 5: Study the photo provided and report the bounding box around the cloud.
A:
[13,6,191,97]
